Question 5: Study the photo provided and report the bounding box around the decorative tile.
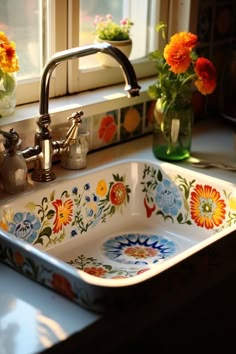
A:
[120,103,143,141]
[90,109,119,149]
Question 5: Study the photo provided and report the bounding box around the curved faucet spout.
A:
[39,42,141,115]
[30,43,141,182]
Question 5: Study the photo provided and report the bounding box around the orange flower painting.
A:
[98,115,117,143]
[52,199,73,233]
[190,184,226,229]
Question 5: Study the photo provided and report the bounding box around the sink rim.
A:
[1,157,236,289]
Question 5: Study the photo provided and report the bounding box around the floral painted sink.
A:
[1,159,236,312]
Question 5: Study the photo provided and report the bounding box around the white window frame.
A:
[15,0,197,106]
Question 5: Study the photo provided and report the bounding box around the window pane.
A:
[79,0,147,69]
[0,0,42,80]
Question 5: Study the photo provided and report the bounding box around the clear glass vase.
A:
[153,99,193,161]
[0,73,16,118]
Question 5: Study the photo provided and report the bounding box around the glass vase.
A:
[153,99,193,161]
[0,73,16,118]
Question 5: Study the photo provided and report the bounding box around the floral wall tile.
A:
[90,110,119,149]
[120,103,143,141]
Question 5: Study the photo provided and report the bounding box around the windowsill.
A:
[0,76,156,129]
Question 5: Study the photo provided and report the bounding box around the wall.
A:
[196,0,236,116]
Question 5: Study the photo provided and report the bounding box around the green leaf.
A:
[0,72,15,99]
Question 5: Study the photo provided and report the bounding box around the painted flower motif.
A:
[229,196,236,210]
[71,230,78,237]
[72,187,78,195]
[84,192,101,219]
[124,246,158,258]
[13,251,25,267]
[190,184,226,229]
[83,266,107,277]
[98,115,117,143]
[137,268,150,275]
[110,182,127,206]
[86,200,99,218]
[96,179,107,197]
[51,273,76,300]
[155,178,182,216]
[103,233,177,265]
[8,212,41,243]
[0,219,8,231]
[52,199,73,233]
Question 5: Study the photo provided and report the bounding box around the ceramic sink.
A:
[1,158,236,313]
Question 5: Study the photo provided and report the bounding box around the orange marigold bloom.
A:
[52,199,73,233]
[0,31,19,73]
[164,41,192,74]
[170,32,198,50]
[194,57,217,95]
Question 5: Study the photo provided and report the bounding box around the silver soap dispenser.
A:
[0,128,28,194]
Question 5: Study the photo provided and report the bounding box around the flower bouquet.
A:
[0,31,19,117]
[148,22,217,161]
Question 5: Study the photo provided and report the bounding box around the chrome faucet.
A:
[22,42,141,182]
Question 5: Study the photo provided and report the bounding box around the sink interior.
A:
[1,159,236,312]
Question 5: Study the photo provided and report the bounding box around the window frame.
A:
[15,0,197,106]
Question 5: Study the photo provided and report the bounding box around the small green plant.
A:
[93,14,133,41]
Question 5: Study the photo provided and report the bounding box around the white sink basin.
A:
[1,158,236,312]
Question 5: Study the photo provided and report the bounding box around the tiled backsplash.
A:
[53,99,154,154]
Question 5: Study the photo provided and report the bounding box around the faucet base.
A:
[31,169,56,182]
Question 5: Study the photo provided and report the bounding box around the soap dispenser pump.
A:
[0,128,28,194]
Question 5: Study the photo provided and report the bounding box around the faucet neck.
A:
[39,43,141,116]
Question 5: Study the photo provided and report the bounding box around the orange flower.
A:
[190,184,226,229]
[0,31,19,73]
[194,57,217,95]
[148,23,216,108]
[164,32,198,74]
[52,199,73,233]
[170,32,198,50]
[164,41,191,74]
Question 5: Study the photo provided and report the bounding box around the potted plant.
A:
[93,14,134,67]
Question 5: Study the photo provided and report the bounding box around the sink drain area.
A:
[66,233,179,279]
[102,233,177,265]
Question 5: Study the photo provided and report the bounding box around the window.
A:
[0,0,194,107]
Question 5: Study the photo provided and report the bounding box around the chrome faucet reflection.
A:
[22,42,141,182]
